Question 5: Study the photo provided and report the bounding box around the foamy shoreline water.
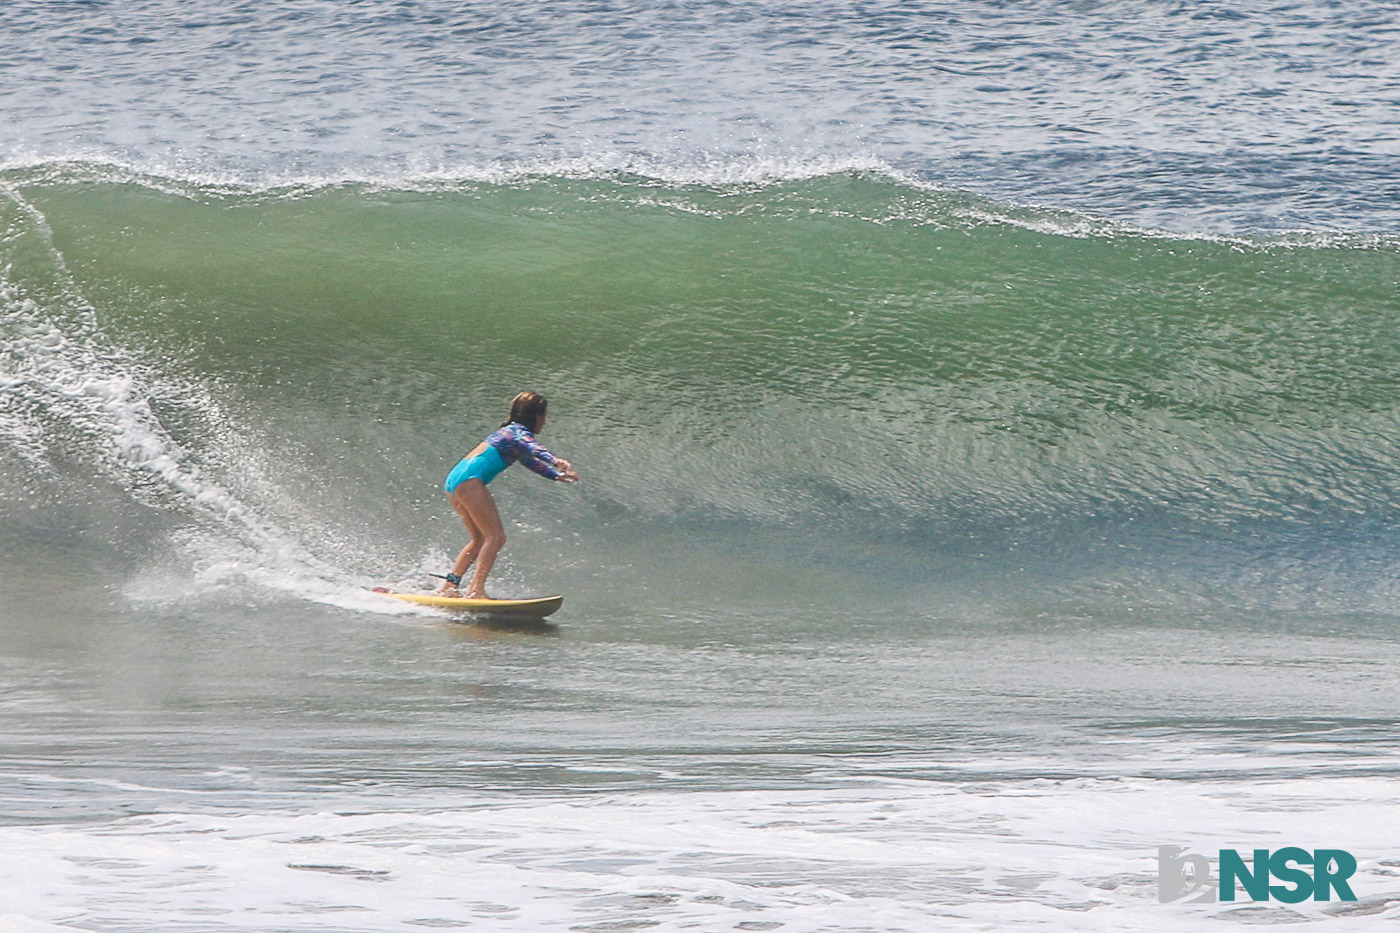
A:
[3,773,1397,931]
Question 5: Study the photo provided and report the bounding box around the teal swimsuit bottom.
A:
[444,445,507,492]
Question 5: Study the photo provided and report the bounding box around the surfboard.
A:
[376,590,563,617]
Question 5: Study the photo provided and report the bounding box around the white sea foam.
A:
[1,773,1396,931]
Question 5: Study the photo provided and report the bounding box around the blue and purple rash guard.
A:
[444,422,561,492]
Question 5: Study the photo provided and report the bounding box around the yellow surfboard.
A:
[378,591,563,617]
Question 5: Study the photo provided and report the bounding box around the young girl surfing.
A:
[438,391,578,598]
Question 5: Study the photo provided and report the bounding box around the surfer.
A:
[437,392,578,599]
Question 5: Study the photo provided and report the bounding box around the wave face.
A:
[4,164,1400,621]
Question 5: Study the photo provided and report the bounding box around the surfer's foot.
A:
[464,590,490,600]
[436,584,460,596]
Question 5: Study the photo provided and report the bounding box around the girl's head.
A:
[504,391,548,433]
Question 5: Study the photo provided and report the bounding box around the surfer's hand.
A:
[558,467,579,483]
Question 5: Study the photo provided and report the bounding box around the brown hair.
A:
[503,391,548,433]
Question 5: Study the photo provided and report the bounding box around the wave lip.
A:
[8,154,1400,250]
[0,148,904,197]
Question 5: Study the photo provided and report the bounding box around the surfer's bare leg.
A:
[449,477,506,599]
[439,492,485,594]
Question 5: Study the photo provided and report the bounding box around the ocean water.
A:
[3,2,1400,930]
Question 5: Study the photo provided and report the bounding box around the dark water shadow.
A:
[439,614,561,638]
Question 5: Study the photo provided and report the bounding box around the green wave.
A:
[5,166,1400,602]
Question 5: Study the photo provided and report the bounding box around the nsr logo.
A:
[1159,847,1358,904]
